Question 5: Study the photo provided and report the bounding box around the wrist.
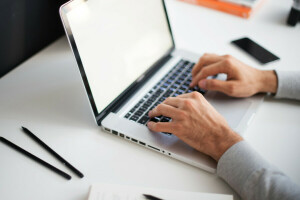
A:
[257,70,278,94]
[212,127,243,161]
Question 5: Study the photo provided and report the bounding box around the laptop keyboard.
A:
[124,59,206,127]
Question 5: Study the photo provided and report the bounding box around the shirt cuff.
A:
[216,141,271,196]
[274,70,300,100]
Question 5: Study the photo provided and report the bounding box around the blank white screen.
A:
[67,0,173,113]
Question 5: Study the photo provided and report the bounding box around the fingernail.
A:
[199,80,206,89]
[148,110,152,116]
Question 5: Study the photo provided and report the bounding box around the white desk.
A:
[1,0,300,199]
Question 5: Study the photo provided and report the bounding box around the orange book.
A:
[179,0,254,18]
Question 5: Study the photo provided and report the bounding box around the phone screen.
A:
[231,37,279,64]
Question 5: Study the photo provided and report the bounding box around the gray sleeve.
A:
[217,141,300,200]
[274,70,300,100]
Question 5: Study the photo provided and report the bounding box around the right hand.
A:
[148,92,243,161]
[190,54,278,97]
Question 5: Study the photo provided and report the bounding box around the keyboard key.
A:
[187,89,193,93]
[124,113,131,119]
[160,117,171,122]
[180,86,188,91]
[129,108,136,113]
[135,110,144,116]
[129,115,139,121]
[192,86,206,94]
[138,116,149,124]
[176,89,185,95]
[162,83,169,88]
[150,116,161,122]
[149,106,155,111]
[175,80,181,85]
[158,97,166,103]
[199,89,206,95]
[148,97,156,103]
[180,74,187,79]
[182,82,190,87]
[173,84,179,88]
[170,75,176,80]
[139,107,147,112]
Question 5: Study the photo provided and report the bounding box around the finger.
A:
[190,61,230,87]
[175,93,191,98]
[192,53,222,77]
[162,97,183,108]
[148,103,181,118]
[198,79,233,95]
[147,121,176,133]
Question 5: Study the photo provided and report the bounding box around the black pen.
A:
[143,194,164,200]
[0,136,71,180]
[21,126,84,178]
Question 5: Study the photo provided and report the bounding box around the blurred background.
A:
[0,0,67,78]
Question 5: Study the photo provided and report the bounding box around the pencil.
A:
[21,127,84,178]
[0,136,71,180]
[143,194,164,200]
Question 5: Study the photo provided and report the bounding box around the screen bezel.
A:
[59,0,175,125]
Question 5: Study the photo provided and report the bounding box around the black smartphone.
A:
[231,37,280,64]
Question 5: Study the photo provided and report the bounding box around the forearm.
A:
[257,70,300,100]
[257,70,278,94]
[217,141,300,200]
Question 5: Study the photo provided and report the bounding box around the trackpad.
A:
[206,92,252,129]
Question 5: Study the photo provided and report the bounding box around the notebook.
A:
[88,183,233,200]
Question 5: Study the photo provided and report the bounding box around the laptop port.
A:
[126,136,130,139]
[112,130,118,135]
[104,127,111,132]
[131,138,138,143]
[119,133,124,138]
[139,141,146,146]
[148,145,160,152]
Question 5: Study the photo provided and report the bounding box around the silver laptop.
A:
[60,0,263,173]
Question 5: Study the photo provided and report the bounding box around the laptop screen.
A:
[65,0,173,114]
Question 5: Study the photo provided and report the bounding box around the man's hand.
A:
[147,92,243,161]
[190,54,278,97]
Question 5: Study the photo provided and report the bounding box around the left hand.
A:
[147,92,243,161]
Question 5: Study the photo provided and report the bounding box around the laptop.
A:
[59,0,263,173]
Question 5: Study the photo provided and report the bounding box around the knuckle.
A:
[191,91,201,99]
[164,97,172,103]
[156,104,163,112]
[183,99,194,109]
[178,110,187,118]
[223,54,232,59]
[203,53,209,58]
[223,57,233,67]
[199,53,209,63]
[227,83,236,95]
[198,56,203,62]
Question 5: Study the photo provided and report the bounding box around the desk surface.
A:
[1,0,300,199]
